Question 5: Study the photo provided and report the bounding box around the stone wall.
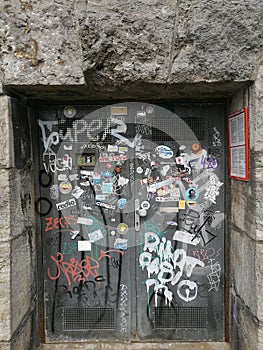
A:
[1,0,263,349]
[0,96,37,350]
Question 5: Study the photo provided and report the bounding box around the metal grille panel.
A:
[154,307,207,329]
[63,307,115,331]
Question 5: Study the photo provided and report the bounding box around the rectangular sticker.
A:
[78,241,91,251]
[77,217,93,225]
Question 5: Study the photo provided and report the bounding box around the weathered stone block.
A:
[230,290,263,350]
[0,96,14,168]
[231,180,255,237]
[0,0,84,86]
[0,170,11,242]
[0,242,11,342]
[11,233,32,334]
[230,228,257,316]
[251,64,263,153]
[11,311,35,350]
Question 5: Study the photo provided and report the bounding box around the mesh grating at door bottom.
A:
[154,307,207,329]
[63,307,115,331]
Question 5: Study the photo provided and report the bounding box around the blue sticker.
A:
[118,198,127,209]
[102,182,113,194]
[186,187,199,200]
[114,238,128,250]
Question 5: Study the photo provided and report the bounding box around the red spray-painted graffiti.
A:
[47,249,124,289]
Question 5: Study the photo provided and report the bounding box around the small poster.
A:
[228,107,249,181]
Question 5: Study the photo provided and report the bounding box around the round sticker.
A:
[64,106,77,118]
[155,145,173,159]
[138,208,147,217]
[118,198,127,209]
[191,143,202,154]
[110,230,116,236]
[186,187,199,200]
[59,181,72,194]
[141,201,150,210]
[136,167,143,174]
[117,223,129,235]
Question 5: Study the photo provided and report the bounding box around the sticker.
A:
[173,230,200,246]
[107,145,119,152]
[160,165,171,176]
[96,202,116,210]
[186,187,199,200]
[59,181,72,194]
[167,221,178,226]
[77,153,96,167]
[117,223,129,235]
[72,185,84,199]
[136,167,144,174]
[77,217,93,225]
[64,106,77,118]
[187,201,196,207]
[78,240,91,251]
[138,208,147,217]
[93,175,101,184]
[191,143,202,154]
[146,106,154,114]
[102,171,112,179]
[111,230,116,236]
[69,174,79,181]
[119,147,128,153]
[118,198,127,209]
[50,185,59,200]
[95,184,102,191]
[88,229,104,242]
[111,106,127,115]
[99,154,127,162]
[95,194,108,201]
[114,238,128,250]
[70,231,80,239]
[64,144,73,151]
[179,200,186,209]
[56,198,76,211]
[141,201,150,210]
[118,176,129,186]
[114,165,122,174]
[155,145,173,159]
[106,163,112,169]
[58,174,68,181]
[102,182,113,194]
[144,168,150,176]
[160,207,179,213]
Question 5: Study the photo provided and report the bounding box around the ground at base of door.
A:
[40,342,230,350]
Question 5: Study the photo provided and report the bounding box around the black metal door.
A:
[36,102,225,342]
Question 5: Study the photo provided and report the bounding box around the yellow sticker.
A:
[111,106,127,115]
[179,200,186,209]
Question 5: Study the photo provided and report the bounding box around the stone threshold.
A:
[40,342,230,350]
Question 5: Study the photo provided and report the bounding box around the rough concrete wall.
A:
[0,96,36,350]
[0,0,263,98]
[229,82,263,350]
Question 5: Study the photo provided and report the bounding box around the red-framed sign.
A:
[228,107,249,181]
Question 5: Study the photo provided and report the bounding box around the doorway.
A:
[35,102,225,342]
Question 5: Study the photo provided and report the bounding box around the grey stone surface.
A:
[1,0,263,99]
[0,96,13,169]
[40,342,230,350]
[0,0,85,86]
[11,233,33,334]
[0,170,11,242]
[230,289,263,350]
[0,242,11,342]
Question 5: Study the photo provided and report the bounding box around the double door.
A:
[36,102,225,342]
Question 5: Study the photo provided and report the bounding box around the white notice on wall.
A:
[78,241,91,251]
[230,146,246,178]
[229,111,245,147]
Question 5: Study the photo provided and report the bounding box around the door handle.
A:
[135,199,140,232]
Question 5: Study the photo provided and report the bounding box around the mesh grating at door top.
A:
[63,307,115,331]
[154,307,207,329]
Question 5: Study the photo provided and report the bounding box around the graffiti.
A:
[119,284,128,334]
[45,215,78,232]
[47,249,124,289]
[192,247,221,262]
[201,155,218,169]
[204,175,223,204]
[139,232,204,305]
[207,259,221,292]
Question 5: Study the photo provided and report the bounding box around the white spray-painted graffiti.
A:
[139,232,204,305]
[119,284,128,334]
